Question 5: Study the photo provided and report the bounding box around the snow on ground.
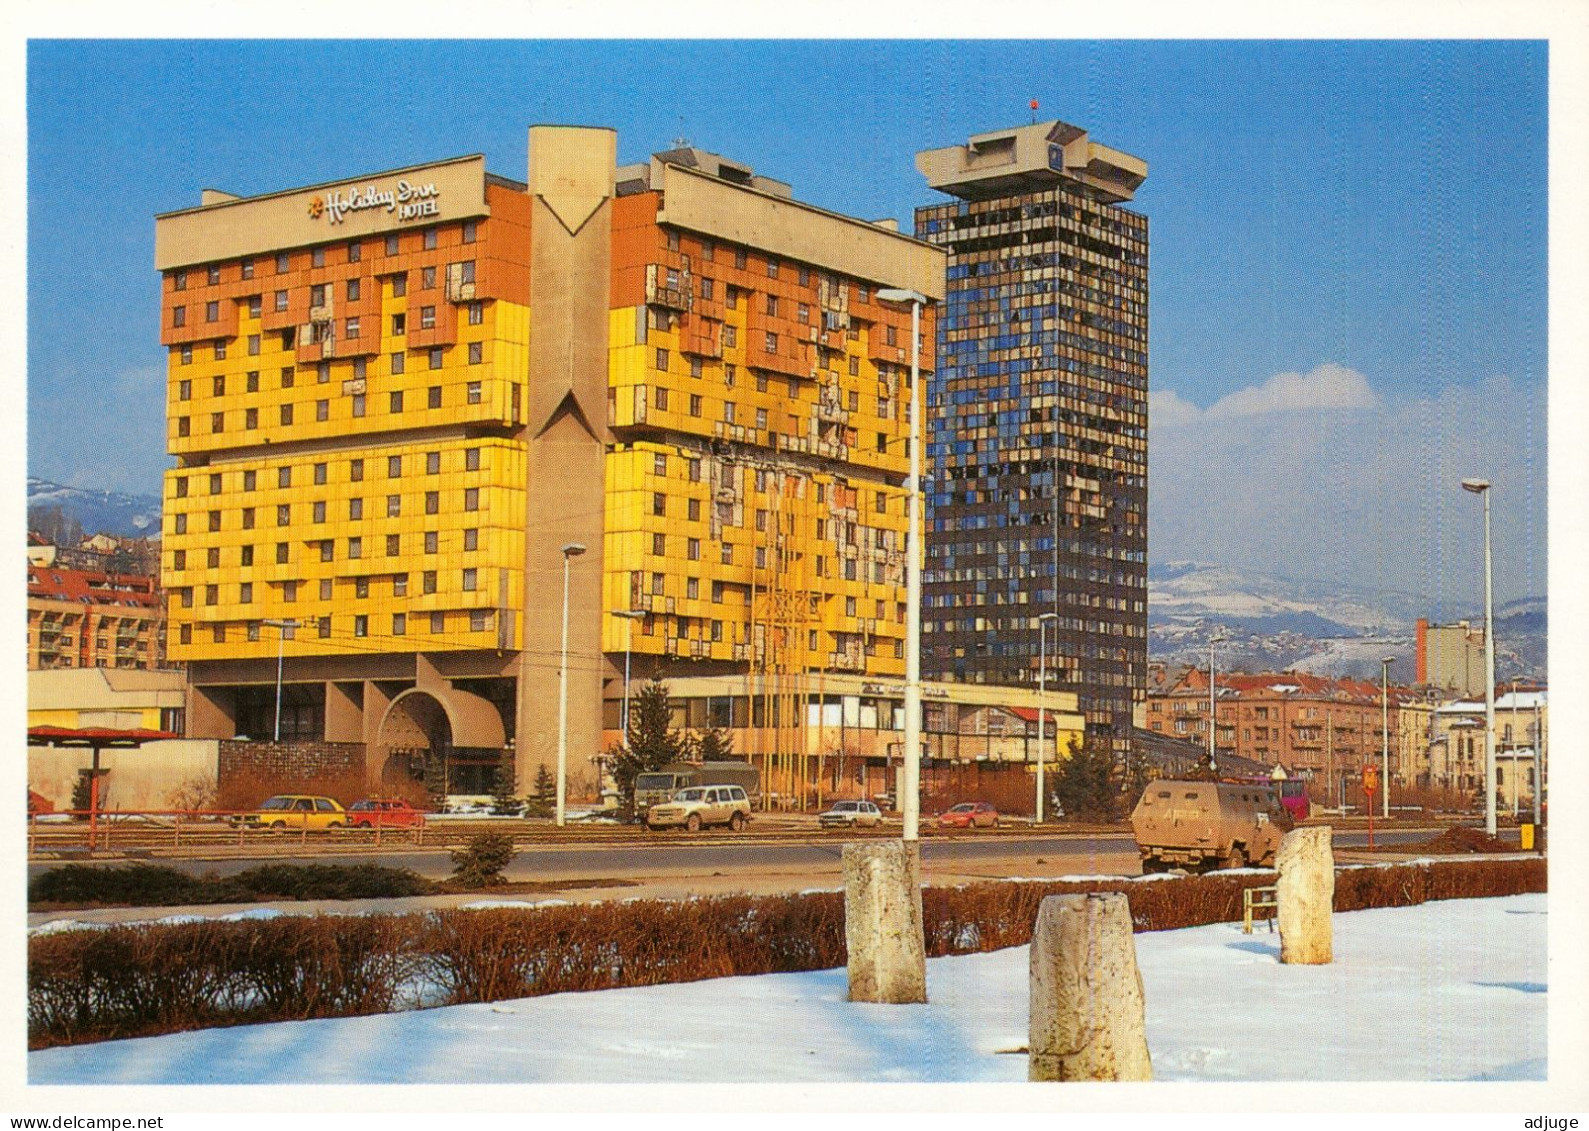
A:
[29,894,1545,1085]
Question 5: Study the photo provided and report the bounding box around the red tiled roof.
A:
[26,565,159,610]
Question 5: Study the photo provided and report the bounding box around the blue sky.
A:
[25,39,1548,607]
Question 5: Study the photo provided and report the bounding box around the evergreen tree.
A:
[490,750,520,815]
[523,764,556,819]
[694,726,735,762]
[609,678,689,810]
[1053,736,1120,822]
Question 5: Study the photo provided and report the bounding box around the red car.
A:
[938,801,999,829]
[347,798,427,829]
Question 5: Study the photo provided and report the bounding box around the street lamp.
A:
[1380,656,1395,820]
[1036,612,1059,824]
[556,542,588,828]
[877,287,928,843]
[262,619,299,743]
[1207,631,1226,771]
[1461,477,1497,837]
[611,610,648,741]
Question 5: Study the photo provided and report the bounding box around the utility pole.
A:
[262,619,299,743]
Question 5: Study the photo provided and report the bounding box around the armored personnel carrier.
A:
[1131,779,1295,873]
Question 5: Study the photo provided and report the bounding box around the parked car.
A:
[645,785,752,832]
[818,799,884,829]
[347,798,427,829]
[938,801,1000,829]
[232,794,348,830]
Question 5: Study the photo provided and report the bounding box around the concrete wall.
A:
[29,740,219,811]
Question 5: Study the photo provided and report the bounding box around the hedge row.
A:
[28,857,1543,1050]
[29,864,432,908]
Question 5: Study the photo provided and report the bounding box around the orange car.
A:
[938,801,1000,829]
[347,798,428,829]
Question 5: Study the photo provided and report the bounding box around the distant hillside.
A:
[27,478,162,540]
[1148,560,1546,684]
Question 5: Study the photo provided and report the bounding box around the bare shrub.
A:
[164,775,218,813]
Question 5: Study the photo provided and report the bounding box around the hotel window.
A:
[764,332,777,353]
[347,241,361,263]
[459,260,476,284]
[462,568,477,592]
[464,488,479,511]
[423,571,437,595]
[463,220,477,244]
[701,240,714,262]
[320,541,334,563]
[427,451,441,474]
[317,617,331,639]
[279,404,293,426]
[275,290,288,312]
[427,386,441,409]
[468,302,483,325]
[734,249,747,269]
[313,501,326,523]
[700,278,714,302]
[351,394,366,418]
[388,455,402,478]
[654,453,667,475]
[656,348,669,372]
[212,625,226,644]
[392,613,406,637]
[245,408,258,430]
[465,448,480,471]
[858,284,870,303]
[688,498,701,521]
[172,549,187,570]
[767,258,779,279]
[207,547,221,568]
[463,528,478,551]
[205,584,218,606]
[248,297,262,319]
[389,391,403,414]
[172,306,186,327]
[471,610,489,633]
[346,278,360,302]
[687,538,701,561]
[387,494,401,518]
[345,317,360,340]
[277,504,290,526]
[756,374,769,393]
[651,572,665,595]
[350,458,364,481]
[349,497,363,520]
[207,265,221,285]
[429,348,443,370]
[755,408,768,430]
[386,533,400,556]
[354,615,367,638]
[689,394,702,417]
[385,234,399,256]
[652,533,666,556]
[652,492,666,516]
[348,537,362,560]
[423,228,437,251]
[722,326,737,349]
[317,361,331,383]
[179,586,192,607]
[797,303,809,324]
[723,402,736,424]
[419,305,436,330]
[178,379,191,401]
[212,375,226,396]
[711,581,723,602]
[393,573,408,595]
[467,381,482,404]
[665,230,680,252]
[425,491,439,515]
[281,329,295,349]
[211,412,225,433]
[391,313,406,336]
[241,508,255,530]
[765,295,778,317]
[175,476,188,497]
[246,371,260,392]
[430,611,444,633]
[320,579,332,600]
[655,387,669,411]
[316,399,329,422]
[391,274,406,297]
[179,345,192,365]
[312,247,326,267]
[174,271,187,291]
[469,342,482,365]
[275,541,288,564]
[276,252,290,273]
[422,266,436,289]
[391,351,405,375]
[240,582,253,604]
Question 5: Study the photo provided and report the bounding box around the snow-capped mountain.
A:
[26,478,162,539]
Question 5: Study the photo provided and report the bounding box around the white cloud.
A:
[1149,368,1546,607]
[1153,363,1378,428]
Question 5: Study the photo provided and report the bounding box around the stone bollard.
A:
[1028,893,1152,1081]
[1276,826,1334,965]
[843,840,927,1003]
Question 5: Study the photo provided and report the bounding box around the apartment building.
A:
[27,562,165,672]
[913,119,1149,759]
[157,126,1022,802]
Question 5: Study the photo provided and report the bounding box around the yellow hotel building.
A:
[158,126,1080,803]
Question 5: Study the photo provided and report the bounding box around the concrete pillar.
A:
[843,841,927,1003]
[1028,893,1152,1082]
[1276,826,1334,965]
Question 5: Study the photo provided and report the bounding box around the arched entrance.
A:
[376,686,508,797]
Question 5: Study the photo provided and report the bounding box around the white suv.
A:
[645,785,752,832]
[818,800,883,828]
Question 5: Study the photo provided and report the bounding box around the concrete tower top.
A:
[916,119,1147,204]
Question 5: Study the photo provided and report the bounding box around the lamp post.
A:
[262,619,299,743]
[1380,656,1394,819]
[1207,631,1225,772]
[611,610,647,741]
[1036,612,1059,824]
[877,287,928,843]
[556,542,587,828]
[1461,478,1497,837]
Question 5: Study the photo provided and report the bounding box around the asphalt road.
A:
[26,827,1458,886]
